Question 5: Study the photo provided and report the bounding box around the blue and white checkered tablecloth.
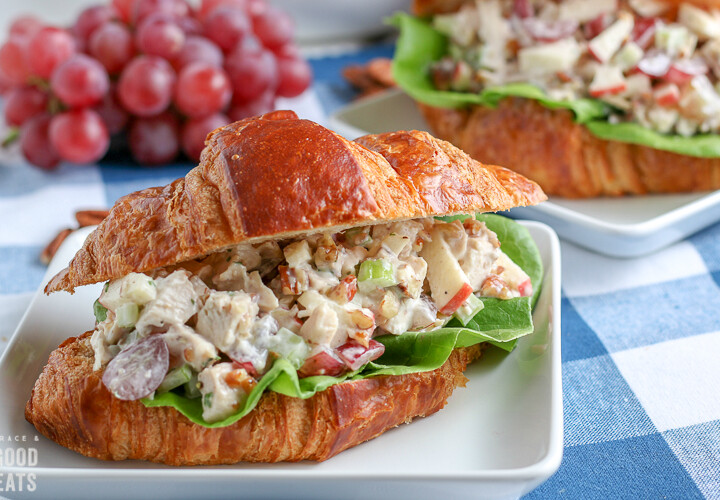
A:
[1,43,719,499]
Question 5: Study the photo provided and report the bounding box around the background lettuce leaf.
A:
[143,214,542,427]
[389,12,720,158]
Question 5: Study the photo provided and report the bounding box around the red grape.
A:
[181,112,228,160]
[27,27,77,79]
[133,0,190,24]
[74,5,118,46]
[112,0,138,23]
[117,55,176,116]
[225,46,277,102]
[228,89,274,120]
[135,13,185,60]
[95,87,129,134]
[174,62,231,118]
[172,35,223,71]
[203,7,251,51]
[252,7,293,50]
[9,16,43,40]
[128,112,180,164]
[88,22,134,75]
[198,0,248,21]
[0,39,30,86]
[177,16,203,36]
[49,109,109,164]
[51,54,110,108]
[20,114,60,169]
[276,56,311,98]
[246,0,268,18]
[4,86,49,126]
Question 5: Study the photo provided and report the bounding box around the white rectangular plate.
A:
[329,89,720,258]
[0,222,562,500]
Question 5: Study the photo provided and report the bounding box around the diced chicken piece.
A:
[380,296,440,335]
[134,270,201,336]
[558,0,617,23]
[284,240,313,268]
[476,0,510,74]
[199,362,250,423]
[518,37,582,75]
[99,272,157,311]
[162,324,218,372]
[460,235,502,291]
[255,241,283,276]
[196,291,259,352]
[270,305,302,334]
[212,263,278,312]
[678,3,720,40]
[91,326,116,370]
[299,301,342,347]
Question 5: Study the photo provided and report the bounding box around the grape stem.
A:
[2,127,20,148]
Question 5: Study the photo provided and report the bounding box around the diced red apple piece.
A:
[585,12,613,39]
[298,348,346,378]
[588,12,634,63]
[522,18,578,43]
[589,64,628,97]
[664,58,708,85]
[518,279,533,298]
[337,339,385,371]
[420,227,473,313]
[635,51,671,77]
[632,17,658,49]
[439,282,474,316]
[513,0,533,18]
[329,275,358,304]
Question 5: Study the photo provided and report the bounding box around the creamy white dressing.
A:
[91,217,531,422]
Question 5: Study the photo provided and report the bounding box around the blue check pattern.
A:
[1,42,719,499]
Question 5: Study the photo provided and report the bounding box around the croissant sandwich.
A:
[394,0,720,197]
[26,110,546,465]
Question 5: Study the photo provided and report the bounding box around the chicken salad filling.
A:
[91,216,533,423]
[429,0,720,137]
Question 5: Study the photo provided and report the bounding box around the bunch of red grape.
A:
[0,0,312,169]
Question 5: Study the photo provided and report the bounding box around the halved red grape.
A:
[4,86,48,126]
[128,112,180,164]
[27,27,77,79]
[102,335,170,401]
[172,35,223,71]
[133,0,190,24]
[0,38,30,86]
[174,62,231,117]
[177,16,203,36]
[51,54,110,108]
[198,0,248,21]
[88,22,134,75]
[112,0,138,23]
[181,112,228,160]
[20,114,60,170]
[135,13,186,60]
[203,6,251,51]
[225,46,277,102]
[117,55,176,116]
[49,109,110,164]
[276,56,311,98]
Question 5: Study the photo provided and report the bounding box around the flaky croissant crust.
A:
[25,333,483,465]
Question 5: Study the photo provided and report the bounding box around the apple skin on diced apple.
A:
[632,17,658,49]
[653,82,680,105]
[420,228,473,314]
[439,282,474,316]
[518,279,533,298]
[298,348,346,378]
[664,58,708,85]
[337,339,385,371]
[585,12,613,39]
[513,0,533,18]
[589,65,627,97]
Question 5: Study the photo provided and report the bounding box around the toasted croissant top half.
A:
[46,110,545,294]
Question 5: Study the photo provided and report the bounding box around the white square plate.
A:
[329,89,720,258]
[0,222,562,500]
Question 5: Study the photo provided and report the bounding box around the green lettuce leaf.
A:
[389,12,720,158]
[142,214,542,427]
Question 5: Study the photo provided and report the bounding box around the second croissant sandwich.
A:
[26,110,546,465]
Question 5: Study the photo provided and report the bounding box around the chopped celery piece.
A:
[116,302,139,328]
[184,372,201,399]
[453,293,485,326]
[93,299,108,322]
[266,327,310,369]
[158,364,193,393]
[358,259,397,288]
